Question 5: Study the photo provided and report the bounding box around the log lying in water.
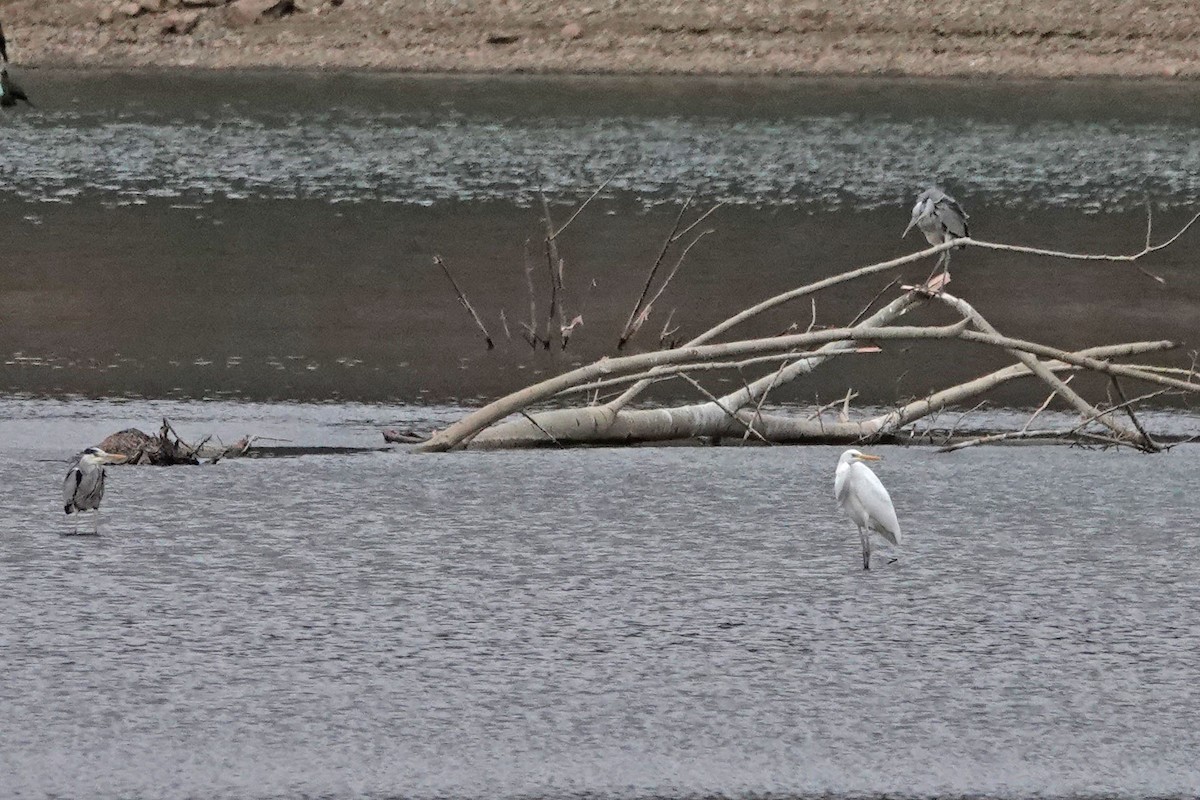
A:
[415,207,1200,453]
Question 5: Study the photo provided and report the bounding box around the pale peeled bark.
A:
[462,340,1177,449]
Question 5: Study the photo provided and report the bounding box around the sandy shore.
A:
[3,0,1200,78]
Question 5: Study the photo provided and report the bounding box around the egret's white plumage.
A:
[834,449,901,570]
[62,446,126,534]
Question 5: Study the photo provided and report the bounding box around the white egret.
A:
[62,446,127,534]
[834,449,901,570]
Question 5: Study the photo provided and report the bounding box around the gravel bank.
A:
[2,0,1199,77]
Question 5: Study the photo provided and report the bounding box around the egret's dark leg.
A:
[859,526,871,570]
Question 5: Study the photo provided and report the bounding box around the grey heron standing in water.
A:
[1,67,32,108]
[0,21,33,108]
[902,186,969,285]
[834,449,902,570]
[63,447,127,534]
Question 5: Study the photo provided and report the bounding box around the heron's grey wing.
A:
[849,462,901,545]
[936,194,970,238]
[62,466,82,513]
[74,465,106,512]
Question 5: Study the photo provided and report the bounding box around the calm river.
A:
[2,72,1200,799]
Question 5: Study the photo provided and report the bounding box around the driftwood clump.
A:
[100,418,254,465]
[415,200,1200,453]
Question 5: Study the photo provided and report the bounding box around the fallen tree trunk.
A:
[415,208,1200,452]
[458,339,1178,449]
[416,318,971,451]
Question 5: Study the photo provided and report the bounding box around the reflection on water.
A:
[3,415,1200,799]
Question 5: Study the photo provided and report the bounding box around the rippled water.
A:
[4,73,1200,798]
[3,400,1200,798]
[4,72,1200,404]
[5,72,1200,209]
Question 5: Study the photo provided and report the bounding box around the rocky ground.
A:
[1,0,1199,77]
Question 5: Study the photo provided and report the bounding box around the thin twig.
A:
[741,356,793,442]
[1144,198,1153,251]
[938,428,1125,453]
[848,278,901,327]
[1136,266,1167,285]
[675,373,772,445]
[659,308,679,349]
[804,391,860,422]
[1021,380,1069,434]
[550,176,614,240]
[434,256,494,350]
[940,400,988,445]
[962,209,1200,261]
[540,192,569,348]
[522,239,540,348]
[1108,377,1160,452]
[519,410,563,447]
[674,200,726,242]
[619,196,693,349]
[625,228,713,347]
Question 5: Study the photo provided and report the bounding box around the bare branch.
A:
[619,196,693,349]
[848,278,901,327]
[960,209,1200,261]
[559,348,879,398]
[675,373,772,446]
[522,239,540,348]
[806,391,859,422]
[1021,380,1070,434]
[674,200,726,242]
[418,321,971,451]
[434,256,494,350]
[1108,377,1160,452]
[550,176,614,240]
[934,291,1147,448]
[519,411,564,447]
[624,229,713,346]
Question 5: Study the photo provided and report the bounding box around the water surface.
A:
[3,411,1200,799]
[3,73,1200,799]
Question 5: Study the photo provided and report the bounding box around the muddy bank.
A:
[2,0,1199,78]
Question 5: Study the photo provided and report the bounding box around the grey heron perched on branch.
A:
[63,447,127,534]
[834,449,901,570]
[902,186,969,284]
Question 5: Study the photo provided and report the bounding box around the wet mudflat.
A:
[2,73,1200,799]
